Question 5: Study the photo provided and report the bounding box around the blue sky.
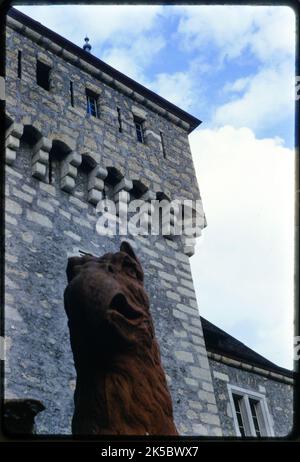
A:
[15,5,295,368]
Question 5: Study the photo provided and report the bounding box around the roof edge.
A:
[207,350,294,384]
[7,7,202,134]
[201,316,293,379]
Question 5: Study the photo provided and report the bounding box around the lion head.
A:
[64,242,154,365]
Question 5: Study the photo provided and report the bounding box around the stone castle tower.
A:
[4,8,222,436]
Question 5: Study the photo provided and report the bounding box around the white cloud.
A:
[213,60,294,132]
[17,5,295,65]
[102,35,165,83]
[16,5,164,48]
[176,5,295,133]
[223,76,253,94]
[16,5,167,86]
[189,125,294,368]
[149,71,197,111]
[177,5,295,63]
[16,5,200,108]
[249,7,295,62]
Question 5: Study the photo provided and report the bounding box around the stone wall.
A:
[5,20,202,206]
[4,16,222,436]
[208,357,293,437]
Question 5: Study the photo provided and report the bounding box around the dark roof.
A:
[7,7,201,134]
[201,316,293,378]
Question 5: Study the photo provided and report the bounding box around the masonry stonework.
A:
[208,358,293,437]
[4,9,221,436]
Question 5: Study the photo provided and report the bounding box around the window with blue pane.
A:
[86,89,99,118]
[133,117,144,143]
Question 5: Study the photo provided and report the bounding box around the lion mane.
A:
[64,241,178,435]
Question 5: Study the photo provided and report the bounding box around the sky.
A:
[15,4,295,369]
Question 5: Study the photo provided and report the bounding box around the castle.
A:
[3,7,293,437]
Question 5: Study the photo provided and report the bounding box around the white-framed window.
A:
[228,384,274,437]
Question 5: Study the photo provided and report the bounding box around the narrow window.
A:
[86,89,99,118]
[17,50,22,79]
[117,107,122,133]
[36,60,51,91]
[160,131,166,158]
[249,399,261,437]
[48,155,53,184]
[134,117,144,143]
[233,394,246,437]
[69,81,74,107]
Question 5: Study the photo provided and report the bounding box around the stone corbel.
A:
[163,211,177,239]
[182,234,197,257]
[87,166,108,205]
[5,123,24,165]
[181,211,198,256]
[159,199,179,240]
[113,178,133,217]
[140,190,156,234]
[32,137,52,181]
[60,152,82,192]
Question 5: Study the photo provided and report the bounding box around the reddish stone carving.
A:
[64,241,178,435]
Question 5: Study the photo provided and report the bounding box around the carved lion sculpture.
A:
[64,241,178,436]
